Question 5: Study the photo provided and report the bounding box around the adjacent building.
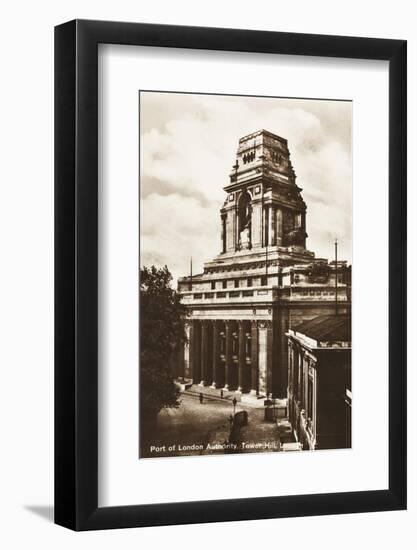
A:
[287,314,352,450]
[177,129,351,398]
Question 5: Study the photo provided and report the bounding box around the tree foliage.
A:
[140,265,187,420]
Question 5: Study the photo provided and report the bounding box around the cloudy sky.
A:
[140,92,352,283]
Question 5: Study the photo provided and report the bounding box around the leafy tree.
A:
[140,265,187,423]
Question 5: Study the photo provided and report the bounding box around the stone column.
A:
[258,321,273,397]
[262,205,267,247]
[276,208,283,246]
[226,210,234,252]
[188,321,195,381]
[211,321,220,388]
[251,202,262,248]
[221,215,226,253]
[200,321,209,386]
[224,321,232,391]
[237,321,245,392]
[268,204,274,246]
[250,321,258,395]
[270,206,276,245]
[266,322,273,397]
[183,323,191,378]
[192,320,201,384]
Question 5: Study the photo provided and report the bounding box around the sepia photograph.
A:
[51,14,406,535]
[139,91,352,459]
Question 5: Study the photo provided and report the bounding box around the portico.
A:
[185,318,266,394]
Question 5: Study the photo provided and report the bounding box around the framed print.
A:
[55,20,407,530]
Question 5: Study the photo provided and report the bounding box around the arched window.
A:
[237,190,252,248]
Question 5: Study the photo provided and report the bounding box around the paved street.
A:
[239,406,281,453]
[140,389,281,458]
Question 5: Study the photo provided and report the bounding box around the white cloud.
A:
[140,193,219,282]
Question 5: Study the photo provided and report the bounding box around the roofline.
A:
[238,129,288,144]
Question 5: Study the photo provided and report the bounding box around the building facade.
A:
[287,315,352,449]
[177,129,351,398]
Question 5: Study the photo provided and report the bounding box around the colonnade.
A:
[185,319,261,393]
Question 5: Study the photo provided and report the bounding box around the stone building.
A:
[286,314,352,449]
[177,129,351,398]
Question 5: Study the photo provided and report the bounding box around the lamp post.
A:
[228,414,234,442]
[272,397,276,421]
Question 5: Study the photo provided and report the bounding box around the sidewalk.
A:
[184,384,269,409]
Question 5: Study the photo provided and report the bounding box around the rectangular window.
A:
[308,376,314,421]
[211,281,215,290]
[234,279,239,288]
[298,355,303,400]
[261,275,267,286]
[222,280,227,289]
[247,277,252,287]
[293,351,299,398]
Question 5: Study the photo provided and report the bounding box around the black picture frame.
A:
[55,19,407,531]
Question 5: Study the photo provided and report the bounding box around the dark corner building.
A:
[177,129,351,399]
[287,314,352,450]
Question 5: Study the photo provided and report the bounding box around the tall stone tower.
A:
[177,130,351,398]
[221,129,307,255]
